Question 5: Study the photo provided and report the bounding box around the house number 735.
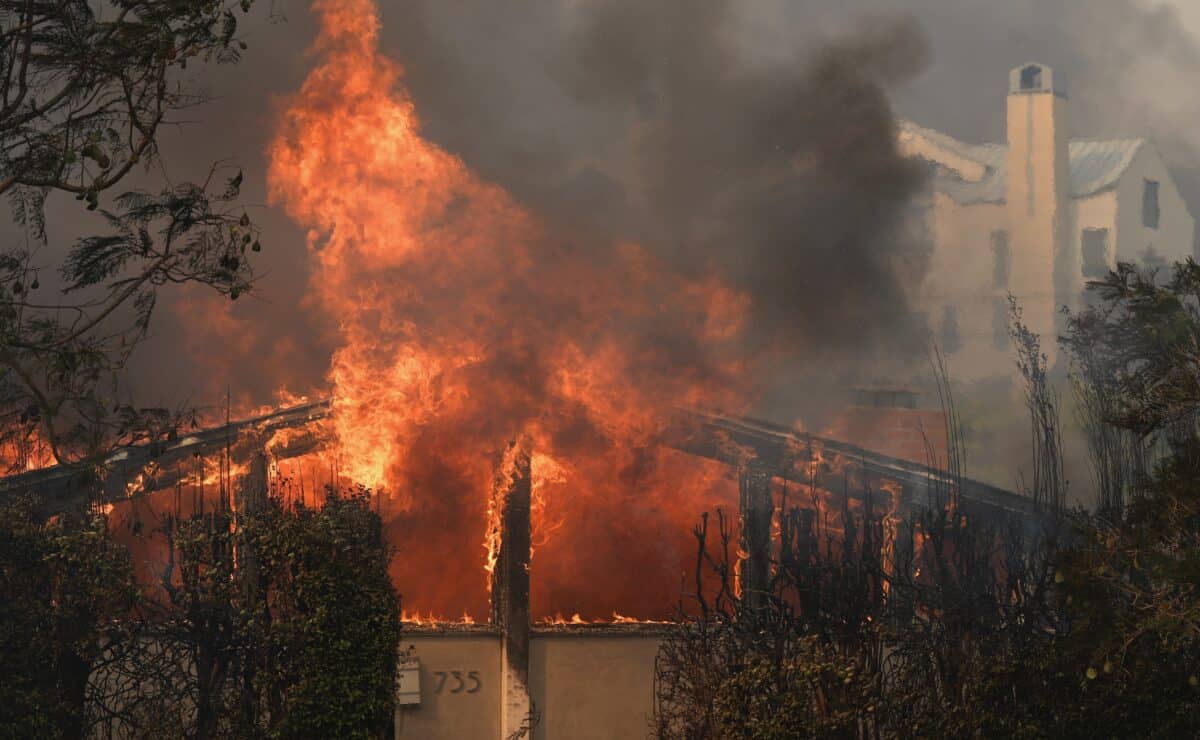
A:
[433,670,481,694]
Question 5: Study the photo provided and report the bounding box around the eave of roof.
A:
[899,119,1146,206]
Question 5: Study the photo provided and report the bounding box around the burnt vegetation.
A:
[654,468,1062,738]
[654,263,1200,738]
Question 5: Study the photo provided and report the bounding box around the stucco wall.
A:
[1115,144,1195,267]
[529,633,662,740]
[920,147,1194,383]
[1069,189,1119,306]
[1005,88,1069,371]
[396,633,502,740]
[394,630,662,740]
[921,193,1012,381]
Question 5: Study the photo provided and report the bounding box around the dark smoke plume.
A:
[388,4,932,363]
[99,0,1200,419]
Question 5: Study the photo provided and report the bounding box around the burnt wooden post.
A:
[490,440,532,739]
[236,447,270,584]
[739,465,773,615]
[234,443,269,727]
[236,446,270,517]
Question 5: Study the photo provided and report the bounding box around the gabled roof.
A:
[898,120,1145,206]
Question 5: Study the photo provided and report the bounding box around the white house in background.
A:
[899,62,1195,381]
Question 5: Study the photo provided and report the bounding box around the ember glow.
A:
[0,427,55,474]
[267,0,751,620]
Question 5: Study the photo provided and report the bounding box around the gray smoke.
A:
[108,0,1200,421]
[385,2,932,363]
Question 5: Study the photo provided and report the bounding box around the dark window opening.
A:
[991,230,1010,289]
[1082,228,1110,279]
[1143,179,1160,229]
[1020,65,1043,91]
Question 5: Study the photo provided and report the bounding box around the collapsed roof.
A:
[0,399,1042,529]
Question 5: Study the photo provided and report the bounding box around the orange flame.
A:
[0,425,55,474]
[267,0,751,621]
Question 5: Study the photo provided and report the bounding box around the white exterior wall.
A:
[905,67,1194,383]
[925,165,1193,382]
[1068,190,1119,307]
[1114,145,1195,267]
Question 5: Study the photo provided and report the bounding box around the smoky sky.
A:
[377,1,933,367]
[101,0,1200,414]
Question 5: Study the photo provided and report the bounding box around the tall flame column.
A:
[490,440,533,738]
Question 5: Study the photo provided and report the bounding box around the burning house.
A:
[0,397,1041,738]
[0,1,1060,737]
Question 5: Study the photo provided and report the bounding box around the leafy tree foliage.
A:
[1050,260,1200,736]
[1,483,401,739]
[0,0,266,472]
[0,495,138,738]
[1064,259,1200,444]
[115,484,402,740]
[242,487,401,739]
